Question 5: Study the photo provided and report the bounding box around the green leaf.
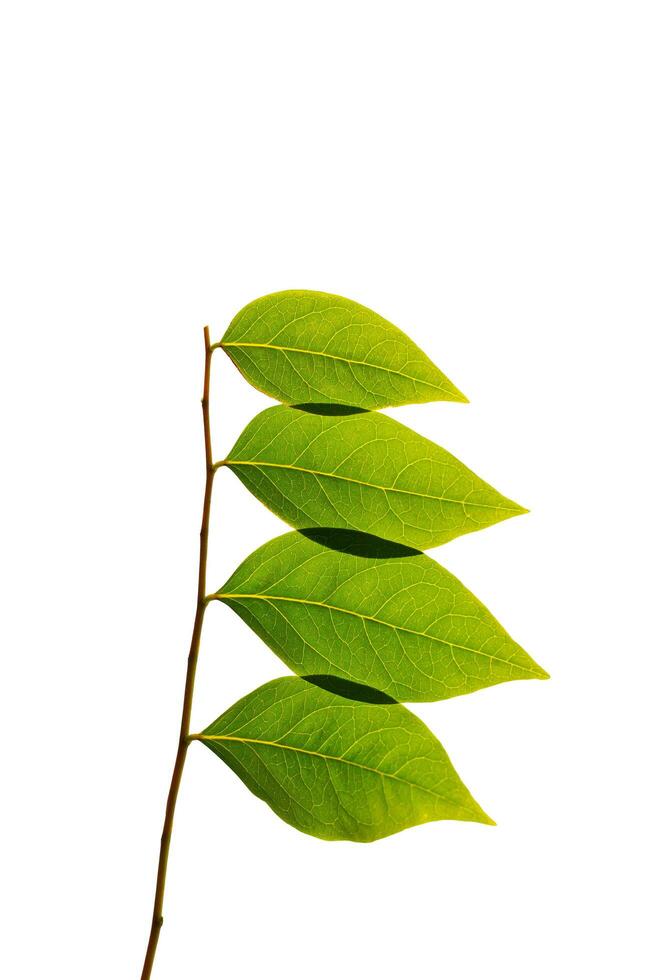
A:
[197,675,493,841]
[219,290,467,409]
[211,530,548,702]
[222,406,527,551]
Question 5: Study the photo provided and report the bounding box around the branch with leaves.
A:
[140,290,548,979]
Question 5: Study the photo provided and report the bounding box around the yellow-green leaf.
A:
[219,290,466,409]
[222,406,526,550]
[211,530,548,702]
[197,675,493,841]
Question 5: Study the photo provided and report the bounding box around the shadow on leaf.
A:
[303,674,397,705]
[291,403,369,416]
[300,527,421,559]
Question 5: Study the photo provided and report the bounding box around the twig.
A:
[140,326,214,979]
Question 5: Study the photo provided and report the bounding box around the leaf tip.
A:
[436,378,469,404]
[469,803,496,826]
[464,797,496,827]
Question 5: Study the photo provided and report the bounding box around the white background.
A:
[1,3,652,978]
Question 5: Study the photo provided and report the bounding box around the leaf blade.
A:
[220,290,467,409]
[198,676,492,841]
[213,530,548,702]
[224,406,526,550]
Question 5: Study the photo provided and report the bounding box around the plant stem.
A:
[140,326,215,980]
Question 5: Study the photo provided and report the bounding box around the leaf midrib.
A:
[224,460,521,512]
[220,341,450,393]
[215,591,542,675]
[200,733,474,812]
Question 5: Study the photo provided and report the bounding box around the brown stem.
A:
[140,326,215,980]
